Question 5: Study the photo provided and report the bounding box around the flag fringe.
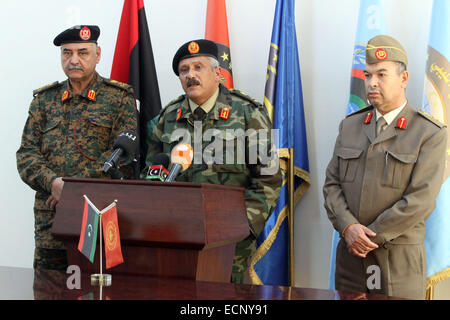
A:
[427,267,450,288]
[248,155,310,285]
[248,205,289,285]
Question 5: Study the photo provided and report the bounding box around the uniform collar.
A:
[62,71,102,102]
[188,87,219,114]
[375,100,407,125]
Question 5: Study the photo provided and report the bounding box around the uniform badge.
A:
[61,90,69,102]
[87,89,96,101]
[375,48,388,61]
[363,111,373,124]
[188,41,200,54]
[79,26,91,41]
[220,107,230,120]
[176,108,182,122]
[396,116,407,130]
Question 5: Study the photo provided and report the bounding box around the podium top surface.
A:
[0,266,404,300]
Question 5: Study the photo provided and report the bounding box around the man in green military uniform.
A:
[17,25,138,270]
[142,39,282,283]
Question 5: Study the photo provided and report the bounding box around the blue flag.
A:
[422,0,450,290]
[249,0,310,286]
[329,0,385,290]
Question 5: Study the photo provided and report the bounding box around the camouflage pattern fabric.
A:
[17,72,138,260]
[33,248,67,270]
[142,84,282,283]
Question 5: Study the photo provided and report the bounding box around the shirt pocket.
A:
[382,151,417,189]
[336,147,363,183]
[40,120,61,155]
[210,163,247,186]
[76,116,113,158]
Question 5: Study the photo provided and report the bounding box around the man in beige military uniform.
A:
[323,35,447,299]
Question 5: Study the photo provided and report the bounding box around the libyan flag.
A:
[78,198,99,263]
[111,0,162,172]
[101,202,124,269]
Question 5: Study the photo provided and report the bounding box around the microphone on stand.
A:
[165,143,194,182]
[145,153,170,181]
[102,130,138,177]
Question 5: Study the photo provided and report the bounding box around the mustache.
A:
[186,78,200,87]
[68,65,83,71]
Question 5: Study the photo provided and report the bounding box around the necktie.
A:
[376,117,387,136]
[193,108,206,121]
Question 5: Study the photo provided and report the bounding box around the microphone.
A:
[165,143,194,182]
[145,153,170,181]
[102,130,138,174]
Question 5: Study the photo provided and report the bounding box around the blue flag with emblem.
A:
[249,0,310,286]
[422,0,450,294]
[329,0,385,290]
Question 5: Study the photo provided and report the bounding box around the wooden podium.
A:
[51,178,249,282]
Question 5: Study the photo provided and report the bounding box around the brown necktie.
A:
[376,117,387,136]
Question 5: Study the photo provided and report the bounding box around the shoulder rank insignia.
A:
[61,90,69,102]
[396,116,407,130]
[346,105,374,118]
[87,89,96,101]
[418,109,445,128]
[33,81,60,97]
[166,95,185,107]
[104,78,132,92]
[229,89,261,107]
[219,107,230,120]
[363,111,373,124]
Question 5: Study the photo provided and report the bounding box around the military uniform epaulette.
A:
[229,89,262,108]
[417,109,445,128]
[158,95,185,117]
[33,81,61,97]
[165,95,185,108]
[345,105,374,118]
[103,78,133,92]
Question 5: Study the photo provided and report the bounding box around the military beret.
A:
[172,39,218,75]
[53,25,100,46]
[366,35,408,66]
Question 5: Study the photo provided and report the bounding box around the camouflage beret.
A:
[53,25,100,46]
[366,35,408,66]
[172,39,218,76]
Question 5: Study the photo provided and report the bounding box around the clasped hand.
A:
[344,224,378,258]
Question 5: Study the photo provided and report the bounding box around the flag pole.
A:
[288,148,295,287]
[90,210,111,287]
[100,213,103,277]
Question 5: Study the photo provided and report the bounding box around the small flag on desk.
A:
[101,202,124,269]
[78,198,99,263]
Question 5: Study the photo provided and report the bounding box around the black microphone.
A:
[165,143,193,182]
[102,130,138,174]
[145,153,170,181]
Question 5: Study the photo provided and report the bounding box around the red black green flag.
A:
[111,0,162,172]
[78,198,99,263]
[205,0,234,89]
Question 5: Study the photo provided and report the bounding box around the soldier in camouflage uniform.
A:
[16,25,138,270]
[142,39,282,283]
